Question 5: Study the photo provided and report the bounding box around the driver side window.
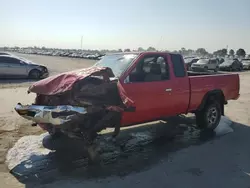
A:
[1,57,21,65]
[128,55,170,83]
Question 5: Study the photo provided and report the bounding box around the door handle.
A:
[165,88,172,92]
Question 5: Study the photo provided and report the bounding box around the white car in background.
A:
[191,58,220,72]
[0,55,49,79]
[242,59,250,70]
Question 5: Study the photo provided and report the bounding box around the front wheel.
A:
[29,69,41,79]
[214,67,219,72]
[195,101,221,130]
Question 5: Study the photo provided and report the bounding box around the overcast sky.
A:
[0,0,250,53]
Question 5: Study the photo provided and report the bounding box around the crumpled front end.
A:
[15,66,135,144]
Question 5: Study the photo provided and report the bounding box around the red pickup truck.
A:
[15,52,240,158]
[117,52,240,129]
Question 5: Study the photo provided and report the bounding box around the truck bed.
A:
[188,73,240,112]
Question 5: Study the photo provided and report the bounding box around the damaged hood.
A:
[28,66,115,95]
[15,66,135,140]
[27,66,134,109]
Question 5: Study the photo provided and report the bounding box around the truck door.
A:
[169,54,190,114]
[120,53,178,125]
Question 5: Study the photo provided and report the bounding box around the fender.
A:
[197,89,226,115]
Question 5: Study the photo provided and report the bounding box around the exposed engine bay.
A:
[15,66,135,147]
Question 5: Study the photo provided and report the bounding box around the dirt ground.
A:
[1,54,250,188]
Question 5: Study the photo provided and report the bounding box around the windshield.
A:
[196,59,209,64]
[222,60,234,65]
[19,57,32,63]
[184,58,193,63]
[94,54,138,77]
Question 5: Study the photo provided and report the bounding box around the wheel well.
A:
[197,90,225,115]
[29,69,41,75]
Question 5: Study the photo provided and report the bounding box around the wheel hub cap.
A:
[207,107,218,127]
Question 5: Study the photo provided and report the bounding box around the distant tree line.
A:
[172,47,248,58]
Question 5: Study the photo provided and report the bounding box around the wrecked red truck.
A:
[15,52,240,159]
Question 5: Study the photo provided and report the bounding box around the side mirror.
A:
[124,75,130,84]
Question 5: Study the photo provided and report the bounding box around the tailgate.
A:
[188,73,240,111]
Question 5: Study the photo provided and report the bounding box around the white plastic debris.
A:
[5,133,51,170]
[214,116,234,136]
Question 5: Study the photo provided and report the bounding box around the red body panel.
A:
[119,52,240,126]
[188,73,240,111]
[120,53,190,125]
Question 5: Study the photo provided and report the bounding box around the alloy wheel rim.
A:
[206,107,218,127]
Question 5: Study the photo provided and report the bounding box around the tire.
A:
[29,69,41,79]
[214,67,219,72]
[195,101,221,130]
[204,66,208,72]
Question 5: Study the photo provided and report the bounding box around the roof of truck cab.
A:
[106,51,182,56]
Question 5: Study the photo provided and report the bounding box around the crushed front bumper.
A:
[15,103,87,125]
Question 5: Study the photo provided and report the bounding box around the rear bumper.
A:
[191,67,205,71]
[219,67,231,71]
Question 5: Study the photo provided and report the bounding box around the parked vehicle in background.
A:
[218,57,225,64]
[241,59,250,70]
[184,57,199,70]
[219,58,243,71]
[0,55,49,79]
[191,58,219,72]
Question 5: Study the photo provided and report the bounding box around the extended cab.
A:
[97,52,240,130]
[15,51,240,161]
[15,52,240,139]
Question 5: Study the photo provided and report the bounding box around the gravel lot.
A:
[1,54,250,188]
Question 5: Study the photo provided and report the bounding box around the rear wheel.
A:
[29,69,41,79]
[214,67,219,72]
[204,66,208,72]
[195,101,221,130]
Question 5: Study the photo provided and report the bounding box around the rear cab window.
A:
[170,54,186,77]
